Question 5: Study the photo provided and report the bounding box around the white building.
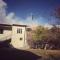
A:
[0,24,29,49]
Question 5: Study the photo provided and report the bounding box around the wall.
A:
[11,26,29,49]
[0,30,12,41]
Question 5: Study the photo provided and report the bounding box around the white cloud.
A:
[4,12,52,29]
[44,23,53,29]
[0,11,55,29]
[0,0,7,24]
[5,12,40,27]
[0,0,7,7]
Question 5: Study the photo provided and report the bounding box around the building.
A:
[0,24,29,49]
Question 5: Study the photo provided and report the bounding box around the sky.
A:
[1,0,60,26]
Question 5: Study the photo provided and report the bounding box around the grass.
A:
[27,49,60,57]
[26,49,60,60]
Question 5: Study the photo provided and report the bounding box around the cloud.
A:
[0,0,7,24]
[0,0,7,7]
[0,11,55,29]
[0,11,50,28]
[44,23,53,29]
[6,12,21,24]
[5,12,40,26]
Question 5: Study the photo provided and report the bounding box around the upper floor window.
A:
[0,29,3,34]
[17,28,22,34]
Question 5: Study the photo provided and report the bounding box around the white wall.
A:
[11,26,29,49]
[0,30,12,41]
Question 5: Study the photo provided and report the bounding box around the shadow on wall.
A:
[0,48,41,60]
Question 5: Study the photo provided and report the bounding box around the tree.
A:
[27,25,60,49]
[32,25,60,49]
[32,26,47,41]
[49,26,60,49]
[32,26,49,49]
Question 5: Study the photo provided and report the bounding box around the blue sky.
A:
[3,0,60,25]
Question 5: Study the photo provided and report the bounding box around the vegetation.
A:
[31,26,49,49]
[27,25,60,50]
[32,26,47,41]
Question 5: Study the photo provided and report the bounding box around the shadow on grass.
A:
[0,48,41,60]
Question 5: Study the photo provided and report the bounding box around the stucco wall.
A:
[11,26,29,49]
[0,30,12,41]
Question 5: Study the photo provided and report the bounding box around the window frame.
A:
[17,28,22,34]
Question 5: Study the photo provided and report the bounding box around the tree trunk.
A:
[44,44,48,50]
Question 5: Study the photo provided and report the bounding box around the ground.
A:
[0,48,60,60]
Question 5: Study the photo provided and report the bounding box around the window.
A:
[20,38,23,40]
[17,28,22,34]
[0,29,3,34]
